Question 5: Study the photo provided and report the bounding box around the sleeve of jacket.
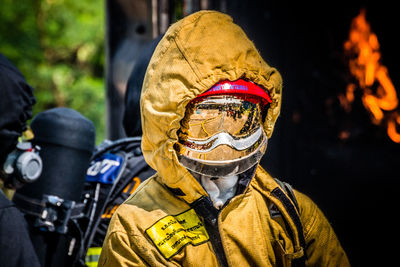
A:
[0,194,41,267]
[294,190,351,267]
[98,231,150,267]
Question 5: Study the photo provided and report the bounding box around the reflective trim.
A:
[85,247,102,267]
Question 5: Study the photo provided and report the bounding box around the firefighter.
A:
[0,54,40,266]
[99,11,350,266]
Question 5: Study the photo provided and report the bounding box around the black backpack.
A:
[76,137,155,266]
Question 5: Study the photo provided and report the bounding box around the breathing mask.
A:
[1,129,42,189]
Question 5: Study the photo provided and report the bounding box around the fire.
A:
[343,9,400,142]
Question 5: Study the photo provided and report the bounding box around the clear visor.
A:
[176,95,267,177]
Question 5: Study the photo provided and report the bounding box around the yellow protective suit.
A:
[98,10,350,267]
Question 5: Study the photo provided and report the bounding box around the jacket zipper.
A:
[189,165,258,266]
[191,197,229,267]
[214,209,229,267]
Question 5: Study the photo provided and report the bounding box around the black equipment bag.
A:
[76,137,155,266]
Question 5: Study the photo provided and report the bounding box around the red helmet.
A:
[194,79,272,107]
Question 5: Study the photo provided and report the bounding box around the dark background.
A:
[108,1,399,266]
[227,2,399,266]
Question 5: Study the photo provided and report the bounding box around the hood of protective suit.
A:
[140,11,282,204]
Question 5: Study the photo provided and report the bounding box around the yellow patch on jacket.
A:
[145,209,209,259]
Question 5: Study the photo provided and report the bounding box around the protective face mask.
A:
[200,174,239,209]
[176,95,268,177]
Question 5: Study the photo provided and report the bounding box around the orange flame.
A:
[343,9,400,142]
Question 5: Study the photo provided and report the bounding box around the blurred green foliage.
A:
[0,0,105,144]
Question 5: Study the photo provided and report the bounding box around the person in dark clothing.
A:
[0,195,41,267]
[0,53,40,267]
[123,34,163,137]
